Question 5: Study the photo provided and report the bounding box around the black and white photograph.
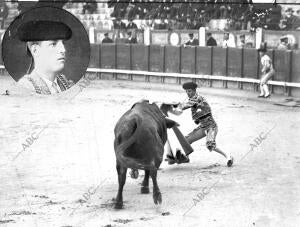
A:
[0,0,299,226]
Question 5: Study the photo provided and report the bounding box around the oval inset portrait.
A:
[2,6,90,95]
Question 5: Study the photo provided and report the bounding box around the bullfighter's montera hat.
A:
[182,82,197,90]
[17,20,72,42]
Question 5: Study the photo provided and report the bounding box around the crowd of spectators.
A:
[108,0,300,31]
[0,2,8,29]
[3,1,300,32]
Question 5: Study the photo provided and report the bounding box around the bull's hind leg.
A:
[115,164,127,209]
[141,170,150,194]
[150,170,162,205]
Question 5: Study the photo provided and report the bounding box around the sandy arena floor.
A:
[0,75,299,227]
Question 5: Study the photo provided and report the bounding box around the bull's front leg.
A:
[150,170,162,205]
[141,170,150,194]
[115,164,127,209]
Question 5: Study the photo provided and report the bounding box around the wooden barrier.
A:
[100,44,116,69]
[212,47,227,76]
[164,46,180,84]
[291,50,300,96]
[116,44,131,70]
[131,44,149,71]
[227,47,243,89]
[131,44,149,81]
[273,50,292,95]
[89,44,100,68]
[1,41,300,97]
[195,46,212,87]
[180,46,196,74]
[212,47,227,88]
[243,48,259,91]
[116,44,131,80]
[164,46,180,73]
[86,67,300,89]
[149,45,164,72]
[196,47,212,76]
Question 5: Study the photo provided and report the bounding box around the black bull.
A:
[113,101,176,209]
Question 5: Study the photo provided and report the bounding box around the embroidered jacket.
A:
[181,92,216,129]
[18,72,74,95]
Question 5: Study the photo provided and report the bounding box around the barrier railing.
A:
[86,68,300,88]
[1,42,300,97]
[1,64,299,89]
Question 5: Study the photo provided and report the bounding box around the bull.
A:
[113,100,177,209]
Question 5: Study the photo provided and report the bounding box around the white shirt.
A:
[39,76,61,94]
[261,54,272,69]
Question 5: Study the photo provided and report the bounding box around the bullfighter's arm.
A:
[169,100,197,115]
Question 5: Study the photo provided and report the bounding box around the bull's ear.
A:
[165,117,179,128]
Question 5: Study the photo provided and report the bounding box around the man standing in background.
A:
[102,32,113,44]
[206,32,217,46]
[184,33,199,46]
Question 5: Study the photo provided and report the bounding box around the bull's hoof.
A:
[114,202,123,209]
[153,191,162,205]
[141,186,150,194]
[130,169,139,179]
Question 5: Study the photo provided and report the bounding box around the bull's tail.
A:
[115,116,157,171]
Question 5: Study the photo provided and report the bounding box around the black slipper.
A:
[165,154,176,165]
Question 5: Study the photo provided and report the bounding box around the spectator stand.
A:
[91,27,143,44]
[207,30,256,48]
[64,1,113,31]
[264,30,300,49]
[150,29,200,46]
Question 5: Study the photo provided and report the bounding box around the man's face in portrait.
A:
[29,39,66,74]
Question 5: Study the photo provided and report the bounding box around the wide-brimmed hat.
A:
[2,6,90,83]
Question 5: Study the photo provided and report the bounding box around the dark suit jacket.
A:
[102,37,113,43]
[207,37,217,46]
[126,22,137,29]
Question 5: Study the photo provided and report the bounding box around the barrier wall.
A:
[212,47,227,88]
[131,44,149,71]
[181,46,196,74]
[291,50,300,96]
[149,45,164,72]
[96,43,300,96]
[1,42,299,96]
[164,46,181,83]
[89,44,100,68]
[273,50,291,94]
[227,48,243,89]
[100,44,115,69]
[196,47,212,75]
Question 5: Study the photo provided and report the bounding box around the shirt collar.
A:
[33,71,60,93]
[39,76,58,88]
